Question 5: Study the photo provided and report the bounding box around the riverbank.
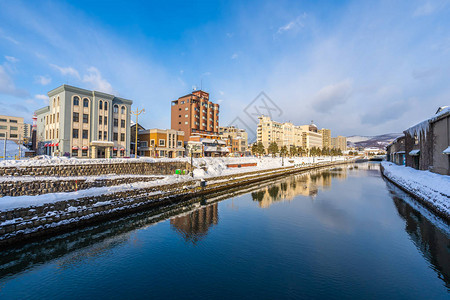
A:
[380,161,450,221]
[0,158,351,247]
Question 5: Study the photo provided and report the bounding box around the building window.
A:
[121,106,126,114]
[0,118,6,122]
[10,134,17,138]
[57,112,59,122]
[140,141,148,147]
[72,149,78,157]
[104,131,107,140]
[10,126,18,131]
[73,129,79,138]
[120,133,125,142]
[0,125,6,130]
[150,139,155,146]
[104,117,107,125]
[178,141,182,147]
[73,112,79,122]
[83,114,89,123]
[121,120,125,127]
[113,105,119,113]
[82,149,88,157]
[73,96,80,106]
[83,98,89,107]
[185,107,188,110]
[9,119,17,124]
[82,130,88,139]
[104,102,108,110]
[114,118,118,127]
[185,122,188,125]
[159,150,165,157]
[414,134,419,145]
[159,139,165,146]
[99,116,102,125]
[56,129,59,138]
[99,101,103,110]
[113,132,118,141]
[99,131,102,140]
[185,114,188,118]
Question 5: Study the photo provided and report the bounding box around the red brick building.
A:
[171,90,219,140]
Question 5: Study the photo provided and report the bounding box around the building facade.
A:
[318,128,331,148]
[138,129,185,158]
[171,90,220,140]
[219,126,248,154]
[386,136,405,165]
[298,123,323,149]
[331,136,347,151]
[35,84,133,158]
[0,115,24,142]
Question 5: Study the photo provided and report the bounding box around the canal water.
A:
[0,163,449,299]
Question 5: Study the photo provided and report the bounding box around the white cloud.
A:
[50,64,80,78]
[82,67,114,94]
[35,75,52,85]
[0,65,28,97]
[413,2,436,16]
[35,94,49,104]
[231,53,238,59]
[4,56,19,63]
[312,80,353,113]
[277,14,306,34]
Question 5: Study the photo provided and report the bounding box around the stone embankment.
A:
[0,161,350,247]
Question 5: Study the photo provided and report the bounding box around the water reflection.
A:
[386,181,450,290]
[170,203,219,244]
[251,168,346,208]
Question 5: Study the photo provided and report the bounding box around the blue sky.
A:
[0,0,449,137]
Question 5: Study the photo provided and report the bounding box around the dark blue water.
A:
[0,163,449,299]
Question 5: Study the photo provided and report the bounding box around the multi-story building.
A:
[171,90,220,140]
[318,128,331,148]
[0,115,24,141]
[137,128,185,158]
[35,84,133,158]
[257,116,323,151]
[331,136,347,151]
[23,123,32,139]
[219,126,248,154]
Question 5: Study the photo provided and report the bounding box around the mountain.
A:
[346,133,402,149]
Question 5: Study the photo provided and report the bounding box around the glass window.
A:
[0,125,6,130]
[0,118,6,122]
[103,131,107,140]
[99,101,103,110]
[159,139,165,146]
[120,133,125,141]
[73,112,79,122]
[83,98,89,107]
[99,116,102,125]
[0,133,6,137]
[72,149,78,157]
[83,114,89,123]
[99,131,102,140]
[73,129,79,138]
[113,105,119,113]
[82,130,88,139]
[10,134,18,138]
[9,119,17,123]
[104,102,108,110]
[121,106,126,114]
[10,126,18,131]
[114,118,118,127]
[73,96,79,106]
[104,117,107,125]
[113,133,118,141]
[121,120,125,127]
[82,149,88,157]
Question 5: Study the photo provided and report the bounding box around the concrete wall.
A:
[432,116,450,175]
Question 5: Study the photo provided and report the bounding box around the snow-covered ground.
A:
[0,140,28,159]
[381,161,450,219]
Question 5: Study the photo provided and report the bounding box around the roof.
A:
[405,106,450,138]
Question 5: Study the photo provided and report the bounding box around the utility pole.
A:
[3,137,6,160]
[130,108,145,159]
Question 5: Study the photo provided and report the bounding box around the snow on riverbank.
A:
[381,161,450,219]
[0,140,28,159]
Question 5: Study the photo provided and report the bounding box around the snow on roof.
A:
[409,149,420,156]
[443,146,450,155]
[405,106,450,138]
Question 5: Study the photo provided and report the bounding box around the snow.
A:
[443,146,450,154]
[346,135,373,144]
[0,140,29,159]
[408,149,420,156]
[381,161,450,218]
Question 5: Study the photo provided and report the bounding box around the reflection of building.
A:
[35,84,133,158]
[390,186,450,286]
[170,203,219,244]
[0,115,24,141]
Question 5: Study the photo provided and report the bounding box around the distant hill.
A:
[347,133,402,149]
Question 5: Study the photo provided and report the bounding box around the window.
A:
[73,96,80,106]
[99,101,103,110]
[121,106,125,114]
[113,133,118,141]
[185,107,188,110]
[178,141,182,147]
[56,129,59,138]
[72,149,78,157]
[9,119,17,123]
[83,98,89,107]
[185,114,188,118]
[104,102,108,110]
[82,130,88,139]
[159,139,165,146]
[73,129,79,138]
[10,134,18,138]
[114,118,118,127]
[104,117,107,125]
[0,118,6,122]
[0,133,5,137]
[10,126,18,131]
[120,133,125,141]
[113,105,119,113]
[179,115,181,118]
[104,131,107,140]
[159,150,165,157]
[73,112,79,122]
[99,116,102,125]
[150,139,155,146]
[414,134,419,145]
[185,122,188,125]
[140,141,148,147]
[0,125,6,130]
[57,113,59,122]
[83,114,89,123]
[99,131,102,140]
[121,120,125,127]
[82,149,88,157]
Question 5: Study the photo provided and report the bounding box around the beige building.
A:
[257,116,323,151]
[137,129,185,158]
[0,115,24,141]
[331,136,347,151]
[318,128,331,148]
[35,84,132,158]
[219,126,248,154]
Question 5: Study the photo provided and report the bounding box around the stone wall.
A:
[0,161,191,177]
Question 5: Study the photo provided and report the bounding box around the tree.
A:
[290,145,297,157]
[280,145,288,157]
[251,143,258,155]
[257,142,265,155]
[268,142,279,157]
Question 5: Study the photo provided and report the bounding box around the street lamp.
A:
[130,108,145,159]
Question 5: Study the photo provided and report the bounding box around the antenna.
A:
[201,79,203,91]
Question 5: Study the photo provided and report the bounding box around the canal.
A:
[0,163,448,299]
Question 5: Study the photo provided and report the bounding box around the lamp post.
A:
[130,108,145,159]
